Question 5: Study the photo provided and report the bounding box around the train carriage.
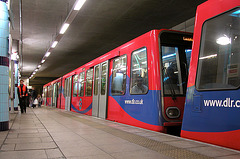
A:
[107,30,192,132]
[51,77,62,109]
[44,29,193,133]
[43,78,62,108]
[70,65,94,115]
[181,0,240,151]
[42,86,47,106]
[43,82,52,107]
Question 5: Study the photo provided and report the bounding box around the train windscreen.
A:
[196,8,240,90]
[160,32,193,97]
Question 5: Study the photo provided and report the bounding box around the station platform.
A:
[0,107,240,159]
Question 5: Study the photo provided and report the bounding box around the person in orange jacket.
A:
[17,79,28,113]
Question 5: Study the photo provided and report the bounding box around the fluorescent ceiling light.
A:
[45,52,51,57]
[38,65,41,68]
[162,53,176,59]
[11,53,18,61]
[60,23,70,34]
[199,54,217,60]
[74,0,86,10]
[41,59,46,63]
[51,41,58,48]
[216,35,231,45]
[35,69,39,72]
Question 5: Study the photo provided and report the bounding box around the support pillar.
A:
[0,1,9,131]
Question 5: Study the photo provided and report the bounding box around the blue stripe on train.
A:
[71,103,92,114]
[182,86,240,132]
[109,74,162,126]
[110,90,162,126]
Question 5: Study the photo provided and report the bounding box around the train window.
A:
[185,49,192,71]
[111,55,127,95]
[85,68,93,96]
[196,8,240,90]
[94,66,100,96]
[57,82,60,96]
[130,47,148,94]
[45,87,47,97]
[101,62,107,95]
[64,79,67,97]
[73,75,78,97]
[48,85,52,98]
[162,46,184,95]
[47,86,49,97]
[78,72,85,97]
[48,86,50,98]
[43,88,45,98]
[52,84,56,105]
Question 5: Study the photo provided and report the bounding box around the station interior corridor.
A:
[0,107,240,159]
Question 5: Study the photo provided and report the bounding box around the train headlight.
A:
[166,107,180,119]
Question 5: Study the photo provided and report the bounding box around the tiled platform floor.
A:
[0,106,240,159]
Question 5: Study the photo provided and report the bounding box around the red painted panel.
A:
[181,130,240,151]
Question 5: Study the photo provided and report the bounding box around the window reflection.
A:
[94,66,100,96]
[130,47,148,94]
[101,63,107,95]
[85,69,93,96]
[111,55,127,95]
[73,75,78,97]
[162,47,183,95]
[78,72,85,97]
[196,8,240,90]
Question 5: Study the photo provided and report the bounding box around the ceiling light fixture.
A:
[74,0,86,10]
[199,54,217,60]
[60,23,70,34]
[45,52,51,57]
[51,41,58,48]
[216,35,231,45]
[30,0,87,80]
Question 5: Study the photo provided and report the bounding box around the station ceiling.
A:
[10,0,206,85]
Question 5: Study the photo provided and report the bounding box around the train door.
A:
[57,82,61,109]
[52,83,58,107]
[65,77,72,111]
[52,84,56,107]
[159,31,193,122]
[47,86,52,106]
[43,87,47,106]
[92,61,109,118]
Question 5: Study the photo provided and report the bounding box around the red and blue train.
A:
[181,0,240,151]
[43,29,193,133]
[43,0,240,151]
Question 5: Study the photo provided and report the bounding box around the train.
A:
[43,29,193,133]
[181,0,240,151]
[43,0,240,151]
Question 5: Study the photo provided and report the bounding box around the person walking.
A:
[17,79,28,113]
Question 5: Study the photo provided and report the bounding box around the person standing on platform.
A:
[17,79,28,113]
[31,87,38,108]
[37,94,42,107]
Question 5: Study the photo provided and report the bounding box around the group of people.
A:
[17,79,42,113]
